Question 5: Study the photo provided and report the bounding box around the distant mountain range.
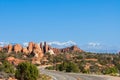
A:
[47,41,77,48]
[0,41,119,53]
[80,42,119,53]
[47,41,120,53]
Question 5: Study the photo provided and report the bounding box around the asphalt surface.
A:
[40,67,120,80]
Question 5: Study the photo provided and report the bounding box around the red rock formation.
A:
[43,42,49,53]
[52,48,61,54]
[33,43,44,58]
[70,46,83,52]
[8,44,12,53]
[32,43,44,64]
[28,42,34,53]
[22,47,29,54]
[14,44,22,53]
[40,42,43,52]
[61,47,70,52]
[61,45,84,53]
[1,41,83,57]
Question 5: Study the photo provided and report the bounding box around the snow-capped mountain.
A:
[80,42,120,53]
[47,41,77,48]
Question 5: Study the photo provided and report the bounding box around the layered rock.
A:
[13,44,22,53]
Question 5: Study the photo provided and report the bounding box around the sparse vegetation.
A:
[0,60,15,74]
[0,48,120,79]
[15,62,39,80]
[46,52,120,76]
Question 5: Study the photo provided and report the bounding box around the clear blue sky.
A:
[0,0,120,46]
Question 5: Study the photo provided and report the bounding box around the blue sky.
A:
[0,0,120,47]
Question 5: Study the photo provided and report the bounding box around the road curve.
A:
[40,68,76,80]
[40,67,120,80]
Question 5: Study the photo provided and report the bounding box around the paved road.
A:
[40,68,76,80]
[40,67,120,80]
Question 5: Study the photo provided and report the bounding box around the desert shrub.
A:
[0,61,15,74]
[102,67,118,75]
[15,62,39,80]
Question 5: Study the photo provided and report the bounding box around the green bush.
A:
[83,69,90,74]
[102,67,118,75]
[15,62,39,80]
[57,62,79,73]
[45,66,54,70]
[0,61,15,74]
[66,62,79,73]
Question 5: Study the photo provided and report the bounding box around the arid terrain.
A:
[0,42,120,80]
